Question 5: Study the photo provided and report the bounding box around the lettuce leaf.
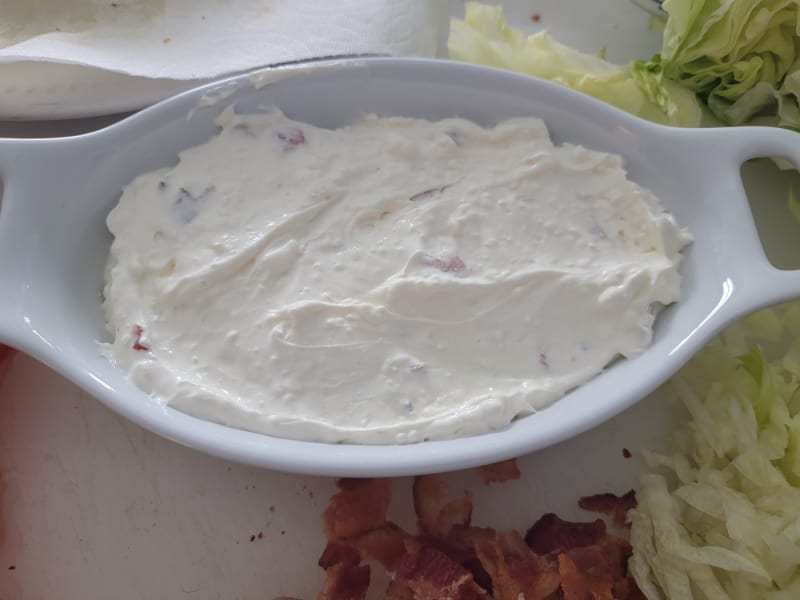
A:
[448,2,701,127]
[633,0,800,128]
[630,306,800,598]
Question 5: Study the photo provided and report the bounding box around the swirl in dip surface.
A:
[103,108,691,444]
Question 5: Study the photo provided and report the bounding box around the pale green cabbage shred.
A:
[447,3,702,127]
[629,305,800,599]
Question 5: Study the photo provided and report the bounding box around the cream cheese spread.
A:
[103,108,691,444]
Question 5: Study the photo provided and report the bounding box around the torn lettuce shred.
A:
[633,0,800,128]
[630,306,800,599]
[448,2,701,127]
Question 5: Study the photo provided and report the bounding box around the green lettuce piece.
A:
[630,305,800,598]
[448,3,701,127]
[633,0,800,128]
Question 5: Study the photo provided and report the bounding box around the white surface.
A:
[1,1,798,598]
[0,351,681,599]
[0,0,446,119]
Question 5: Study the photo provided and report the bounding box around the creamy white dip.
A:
[104,108,691,444]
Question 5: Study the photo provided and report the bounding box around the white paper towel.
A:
[0,0,447,79]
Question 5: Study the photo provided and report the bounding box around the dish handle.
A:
[0,138,60,346]
[695,126,800,314]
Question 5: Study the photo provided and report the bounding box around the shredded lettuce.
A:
[633,0,800,128]
[630,306,800,599]
[448,3,701,127]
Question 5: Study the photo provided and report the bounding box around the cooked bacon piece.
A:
[473,531,560,600]
[384,579,414,600]
[0,344,14,363]
[132,324,149,351]
[323,479,391,541]
[524,513,607,555]
[413,474,447,531]
[0,344,15,384]
[318,541,361,569]
[426,524,495,590]
[394,544,489,600]
[565,536,632,581]
[476,459,521,486]
[613,576,648,600]
[420,253,467,274]
[317,563,370,600]
[413,474,472,537]
[578,490,637,527]
[439,523,496,567]
[347,524,410,573]
[557,553,614,600]
[276,126,306,150]
[444,524,497,553]
[296,476,644,600]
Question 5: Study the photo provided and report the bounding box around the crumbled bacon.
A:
[525,513,607,555]
[445,526,496,582]
[323,478,391,541]
[0,345,14,361]
[413,474,472,537]
[473,531,560,600]
[318,541,361,569]
[132,324,149,351]
[317,563,370,600]
[613,577,648,600]
[173,186,214,224]
[558,553,614,600]
[394,544,488,600]
[476,459,521,486]
[276,126,306,150]
[578,490,637,527]
[0,345,15,383]
[322,524,409,573]
[420,253,466,273]
[539,352,550,369]
[280,477,644,600]
[384,579,414,600]
[565,536,631,581]
[352,524,410,572]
